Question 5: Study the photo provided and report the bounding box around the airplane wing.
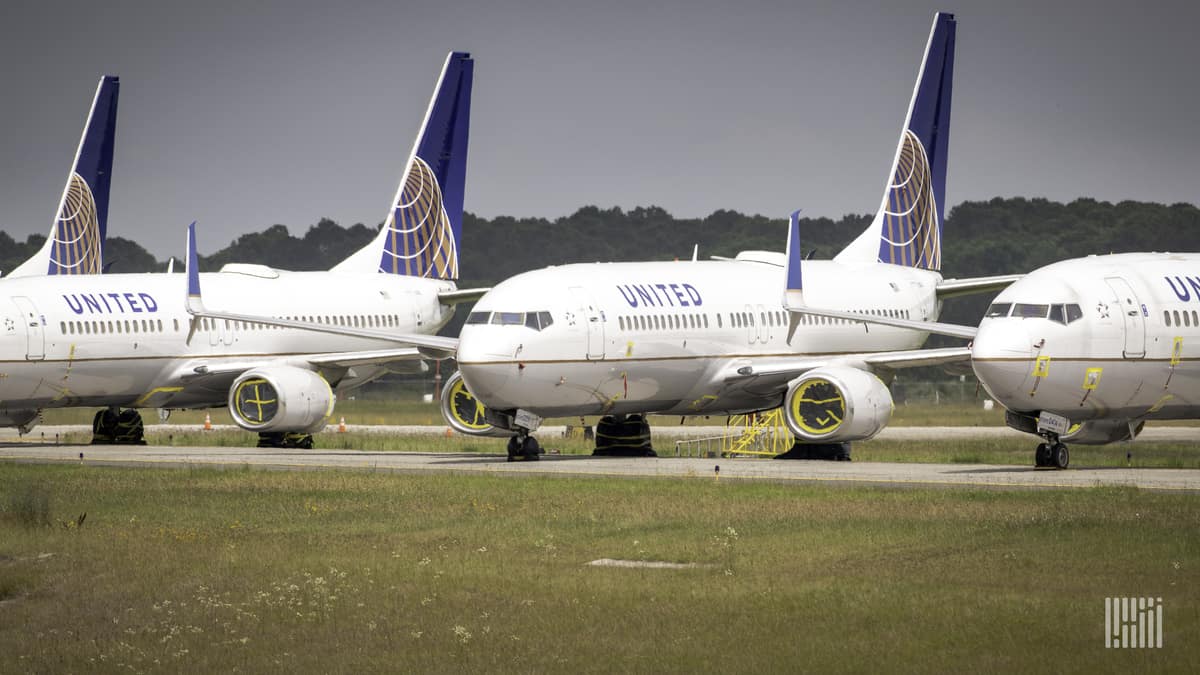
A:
[183,223,458,358]
[784,306,978,339]
[718,346,971,395]
[936,274,1022,299]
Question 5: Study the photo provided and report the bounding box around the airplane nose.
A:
[456,329,517,406]
[971,321,1035,403]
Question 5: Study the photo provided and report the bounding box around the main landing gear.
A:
[1035,434,1069,469]
[257,432,315,449]
[593,414,656,457]
[91,408,146,445]
[506,431,541,462]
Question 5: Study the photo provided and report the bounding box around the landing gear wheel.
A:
[1051,442,1069,469]
[1035,443,1051,467]
[522,436,541,461]
[91,409,118,445]
[506,436,521,462]
[113,409,146,445]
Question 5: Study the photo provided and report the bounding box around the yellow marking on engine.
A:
[625,341,634,357]
[1171,337,1183,366]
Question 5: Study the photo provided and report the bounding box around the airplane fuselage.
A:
[971,252,1200,424]
[457,254,942,418]
[0,266,453,422]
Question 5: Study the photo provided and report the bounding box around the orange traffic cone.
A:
[338,416,347,433]
[445,427,452,438]
[203,412,212,431]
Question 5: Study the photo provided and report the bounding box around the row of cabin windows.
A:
[196,314,405,332]
[58,314,406,337]
[1164,309,1200,328]
[617,308,913,333]
[62,318,172,335]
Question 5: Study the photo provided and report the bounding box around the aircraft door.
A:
[1104,277,1146,359]
[569,287,604,360]
[11,297,45,361]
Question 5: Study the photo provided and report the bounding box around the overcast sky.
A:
[0,0,1196,258]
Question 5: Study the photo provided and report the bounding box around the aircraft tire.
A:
[506,436,521,461]
[1052,443,1069,470]
[113,409,146,445]
[1035,443,1051,467]
[91,409,118,445]
[522,436,541,461]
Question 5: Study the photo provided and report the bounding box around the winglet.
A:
[185,222,204,312]
[782,210,805,344]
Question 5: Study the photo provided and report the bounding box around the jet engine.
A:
[782,366,893,442]
[227,366,334,433]
[1062,419,1145,445]
[440,370,511,437]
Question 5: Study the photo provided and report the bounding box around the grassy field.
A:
[0,464,1195,673]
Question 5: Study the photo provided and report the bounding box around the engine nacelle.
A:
[1062,419,1145,445]
[440,371,512,437]
[228,366,334,433]
[783,366,893,442]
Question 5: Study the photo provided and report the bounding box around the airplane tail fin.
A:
[834,12,954,272]
[8,76,119,278]
[334,52,473,279]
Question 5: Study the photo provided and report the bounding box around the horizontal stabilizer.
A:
[936,274,1022,299]
[437,287,490,305]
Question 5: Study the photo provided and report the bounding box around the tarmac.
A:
[1,425,1198,492]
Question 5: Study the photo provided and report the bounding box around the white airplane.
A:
[6,75,119,278]
[0,53,475,446]
[434,13,1016,460]
[965,253,1200,468]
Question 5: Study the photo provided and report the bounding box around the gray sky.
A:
[0,0,1196,258]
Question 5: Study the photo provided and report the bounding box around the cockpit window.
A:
[491,312,524,325]
[465,311,491,325]
[1012,303,1049,319]
[985,303,1011,318]
[524,311,554,331]
[1064,304,1083,323]
[1048,304,1064,324]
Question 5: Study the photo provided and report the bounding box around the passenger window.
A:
[1193,311,1199,327]
[1174,310,1181,326]
[1186,312,1192,328]
[1165,310,1172,326]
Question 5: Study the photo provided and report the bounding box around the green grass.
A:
[0,464,1195,672]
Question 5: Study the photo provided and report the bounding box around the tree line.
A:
[3,197,1197,335]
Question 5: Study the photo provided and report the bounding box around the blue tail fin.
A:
[835,13,954,272]
[334,52,473,279]
[8,76,119,278]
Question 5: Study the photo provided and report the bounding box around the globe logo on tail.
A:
[379,156,458,279]
[49,173,103,275]
[879,130,941,271]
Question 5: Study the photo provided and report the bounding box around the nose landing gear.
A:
[506,431,541,462]
[1034,435,1069,469]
